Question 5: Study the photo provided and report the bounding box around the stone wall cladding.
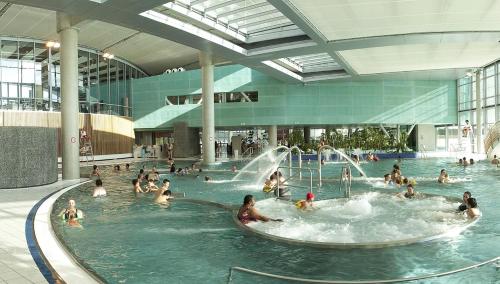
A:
[0,127,58,188]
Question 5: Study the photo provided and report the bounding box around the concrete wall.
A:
[132,65,457,129]
[173,122,200,158]
[0,127,58,188]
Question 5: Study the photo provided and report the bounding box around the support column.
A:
[476,72,483,153]
[58,12,80,180]
[268,125,277,148]
[199,52,215,165]
[304,126,311,144]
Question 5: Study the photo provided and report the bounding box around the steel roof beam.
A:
[189,0,210,6]
[238,15,287,29]
[228,9,277,25]
[205,0,244,13]
[217,2,268,18]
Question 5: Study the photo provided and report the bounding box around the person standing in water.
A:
[458,191,472,211]
[237,195,282,224]
[466,197,480,218]
[92,179,107,197]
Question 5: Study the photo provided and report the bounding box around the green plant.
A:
[288,129,304,148]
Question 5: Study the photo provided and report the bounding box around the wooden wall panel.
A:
[0,111,134,156]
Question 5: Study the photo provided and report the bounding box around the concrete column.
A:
[476,72,483,153]
[124,96,129,117]
[58,12,80,180]
[268,125,277,148]
[199,52,215,165]
[304,126,311,144]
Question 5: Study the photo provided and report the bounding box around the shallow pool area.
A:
[50,158,500,283]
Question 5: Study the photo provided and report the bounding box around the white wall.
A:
[417,124,436,151]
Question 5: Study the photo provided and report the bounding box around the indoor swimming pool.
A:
[50,157,500,283]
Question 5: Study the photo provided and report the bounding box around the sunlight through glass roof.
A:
[154,0,305,43]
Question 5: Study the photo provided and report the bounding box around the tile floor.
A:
[0,179,83,284]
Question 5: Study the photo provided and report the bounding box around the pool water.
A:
[51,158,500,283]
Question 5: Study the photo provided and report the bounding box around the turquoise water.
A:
[51,159,500,283]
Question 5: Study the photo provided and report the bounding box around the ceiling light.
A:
[103,53,114,59]
[46,41,60,48]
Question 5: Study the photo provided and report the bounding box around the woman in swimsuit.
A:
[59,199,84,221]
[237,195,282,224]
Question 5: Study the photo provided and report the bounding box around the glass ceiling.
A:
[154,0,305,43]
[277,53,342,73]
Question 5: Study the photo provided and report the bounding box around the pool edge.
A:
[33,179,104,284]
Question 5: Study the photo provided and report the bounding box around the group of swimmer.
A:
[67,152,492,228]
[383,164,416,188]
[458,157,475,166]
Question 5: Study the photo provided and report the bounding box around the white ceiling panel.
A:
[340,43,500,74]
[106,32,199,74]
[0,4,56,40]
[289,0,500,41]
[0,3,200,75]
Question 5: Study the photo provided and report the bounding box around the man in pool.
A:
[237,195,282,224]
[132,179,144,193]
[492,155,499,165]
[397,184,415,199]
[458,191,472,211]
[92,179,107,197]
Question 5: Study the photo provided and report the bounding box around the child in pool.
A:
[438,169,449,183]
[296,192,315,210]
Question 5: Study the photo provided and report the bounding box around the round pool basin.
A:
[238,192,478,248]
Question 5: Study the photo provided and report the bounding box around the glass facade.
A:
[165,91,258,105]
[458,61,500,133]
[0,37,146,117]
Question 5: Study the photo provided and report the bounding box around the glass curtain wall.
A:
[0,37,146,117]
[457,60,500,152]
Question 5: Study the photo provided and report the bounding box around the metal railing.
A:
[419,144,428,159]
[318,145,367,187]
[227,256,500,283]
[339,164,352,198]
[241,147,254,159]
[484,121,500,155]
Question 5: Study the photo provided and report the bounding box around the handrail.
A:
[339,164,352,198]
[227,256,500,284]
[484,121,500,155]
[241,147,254,159]
[276,166,313,199]
[318,145,367,187]
[419,144,428,159]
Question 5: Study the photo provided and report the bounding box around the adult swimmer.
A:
[237,195,282,224]
[466,197,481,219]
[58,199,84,221]
[154,188,172,205]
[458,191,471,211]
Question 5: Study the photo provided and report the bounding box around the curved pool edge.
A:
[234,195,480,249]
[33,179,104,284]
